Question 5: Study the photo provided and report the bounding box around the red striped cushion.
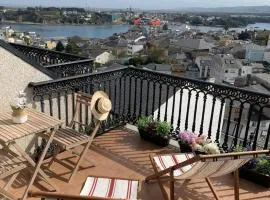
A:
[80,177,138,199]
[153,153,194,177]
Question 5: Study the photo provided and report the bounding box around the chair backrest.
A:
[69,92,93,130]
[175,150,270,180]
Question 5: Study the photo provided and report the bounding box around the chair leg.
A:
[205,178,220,200]
[169,171,174,200]
[147,154,169,200]
[47,147,60,168]
[234,170,240,200]
[68,142,92,183]
[4,172,19,190]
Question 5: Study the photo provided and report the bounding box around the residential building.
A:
[214,54,242,85]
[95,51,115,66]
[46,40,57,50]
[240,62,265,76]
[195,56,215,80]
[177,38,215,57]
[144,63,172,74]
[127,36,146,55]
[245,43,265,62]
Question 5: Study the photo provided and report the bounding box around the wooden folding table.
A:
[0,108,63,200]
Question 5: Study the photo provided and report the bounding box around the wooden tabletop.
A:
[0,108,63,143]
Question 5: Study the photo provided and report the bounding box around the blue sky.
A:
[1,0,270,9]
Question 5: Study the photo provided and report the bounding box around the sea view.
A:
[2,24,131,39]
[2,22,270,39]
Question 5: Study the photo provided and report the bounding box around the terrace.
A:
[2,129,270,200]
[0,43,270,199]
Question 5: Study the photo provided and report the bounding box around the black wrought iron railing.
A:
[10,43,87,66]
[29,67,270,150]
[45,59,94,78]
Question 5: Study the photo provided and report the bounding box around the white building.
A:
[95,51,115,66]
[214,54,242,85]
[195,56,215,79]
[127,36,146,55]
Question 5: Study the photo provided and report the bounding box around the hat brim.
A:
[90,91,111,121]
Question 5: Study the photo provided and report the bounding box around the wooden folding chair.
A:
[47,92,101,183]
[0,150,28,200]
[145,150,270,200]
[28,175,141,200]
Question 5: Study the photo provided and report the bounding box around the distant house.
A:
[241,62,265,76]
[127,36,146,55]
[95,51,115,66]
[144,63,172,74]
[214,54,242,85]
[46,40,57,50]
[195,56,215,80]
[245,43,265,62]
[178,39,215,57]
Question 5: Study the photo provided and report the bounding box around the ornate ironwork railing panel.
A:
[29,67,129,132]
[29,66,270,150]
[10,43,86,66]
[45,59,94,78]
[125,68,270,150]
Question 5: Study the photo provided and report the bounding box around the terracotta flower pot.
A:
[12,109,28,124]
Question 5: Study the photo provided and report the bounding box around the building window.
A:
[261,121,267,128]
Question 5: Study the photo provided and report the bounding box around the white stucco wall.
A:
[0,46,52,113]
[154,89,225,142]
[0,46,52,154]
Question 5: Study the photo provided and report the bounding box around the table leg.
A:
[11,143,59,191]
[12,130,58,200]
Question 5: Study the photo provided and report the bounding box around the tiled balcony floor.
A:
[2,127,270,200]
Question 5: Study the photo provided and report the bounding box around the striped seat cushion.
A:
[80,177,138,199]
[153,153,194,177]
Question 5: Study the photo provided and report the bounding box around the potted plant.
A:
[10,91,27,124]
[154,121,172,147]
[137,116,172,147]
[176,130,197,153]
[240,156,270,188]
[137,116,150,140]
[192,136,220,155]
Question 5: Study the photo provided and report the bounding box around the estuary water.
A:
[2,22,270,39]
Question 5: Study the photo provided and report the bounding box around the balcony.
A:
[3,128,270,200]
[29,66,270,151]
[2,42,270,199]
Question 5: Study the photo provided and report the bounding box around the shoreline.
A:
[1,21,129,26]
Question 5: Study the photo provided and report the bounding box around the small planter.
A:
[138,128,154,141]
[239,167,270,188]
[178,142,193,153]
[12,109,28,124]
[152,135,170,147]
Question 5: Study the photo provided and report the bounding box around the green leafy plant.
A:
[255,157,270,176]
[137,116,152,132]
[156,121,172,136]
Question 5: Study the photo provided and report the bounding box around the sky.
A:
[1,0,270,9]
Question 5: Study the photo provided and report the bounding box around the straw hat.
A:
[91,91,112,121]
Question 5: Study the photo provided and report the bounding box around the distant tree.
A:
[66,40,81,55]
[224,24,229,32]
[238,31,251,41]
[162,24,168,30]
[55,41,65,52]
[148,46,165,63]
[190,17,202,25]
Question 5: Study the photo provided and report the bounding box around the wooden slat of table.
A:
[0,108,63,143]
